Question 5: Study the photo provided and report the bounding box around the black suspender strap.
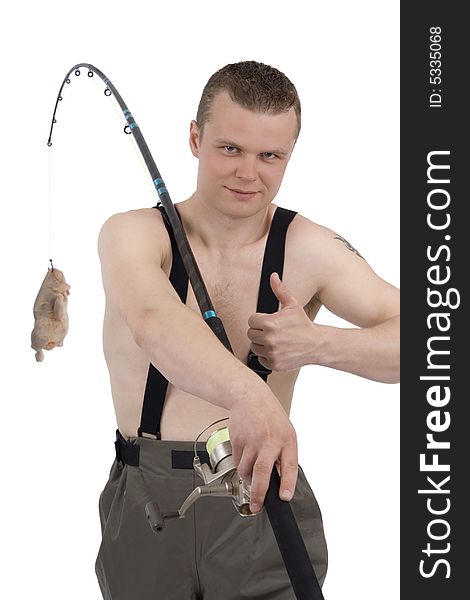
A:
[247,206,297,381]
[138,204,189,439]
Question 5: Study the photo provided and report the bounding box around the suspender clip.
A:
[114,429,141,466]
[247,351,272,381]
[138,427,161,440]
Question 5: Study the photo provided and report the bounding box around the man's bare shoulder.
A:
[98,207,171,267]
[288,211,346,262]
[286,210,373,306]
[99,206,165,230]
[288,211,333,242]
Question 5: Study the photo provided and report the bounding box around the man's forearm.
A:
[135,298,267,410]
[311,315,400,383]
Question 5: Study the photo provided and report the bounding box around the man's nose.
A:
[235,155,257,180]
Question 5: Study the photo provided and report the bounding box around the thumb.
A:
[270,272,298,309]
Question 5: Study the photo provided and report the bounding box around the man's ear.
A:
[189,120,201,158]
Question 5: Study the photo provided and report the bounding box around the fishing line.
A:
[48,146,54,270]
[47,69,154,272]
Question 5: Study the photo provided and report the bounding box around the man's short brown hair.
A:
[196,61,301,141]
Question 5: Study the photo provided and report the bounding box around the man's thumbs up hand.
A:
[247,273,317,372]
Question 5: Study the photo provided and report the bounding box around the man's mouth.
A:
[226,187,258,196]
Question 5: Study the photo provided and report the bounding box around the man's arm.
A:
[98,209,266,408]
[247,218,400,383]
[304,314,400,383]
[98,209,299,510]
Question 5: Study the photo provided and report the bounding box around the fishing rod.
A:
[47,62,324,600]
[47,63,231,352]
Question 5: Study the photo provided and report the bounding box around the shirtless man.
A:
[95,61,399,599]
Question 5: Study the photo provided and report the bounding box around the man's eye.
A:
[224,146,238,153]
[263,152,276,160]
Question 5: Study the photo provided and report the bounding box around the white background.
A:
[1,1,399,598]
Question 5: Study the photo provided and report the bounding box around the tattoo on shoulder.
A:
[333,234,364,259]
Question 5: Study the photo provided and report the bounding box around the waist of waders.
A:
[114,429,211,469]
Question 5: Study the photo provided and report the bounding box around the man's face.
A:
[189,91,298,218]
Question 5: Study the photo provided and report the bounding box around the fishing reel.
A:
[145,419,257,533]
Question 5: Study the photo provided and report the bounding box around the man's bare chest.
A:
[168,251,317,371]
[176,249,265,360]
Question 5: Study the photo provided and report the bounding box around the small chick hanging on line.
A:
[31,265,71,362]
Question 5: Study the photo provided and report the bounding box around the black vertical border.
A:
[401,3,467,599]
